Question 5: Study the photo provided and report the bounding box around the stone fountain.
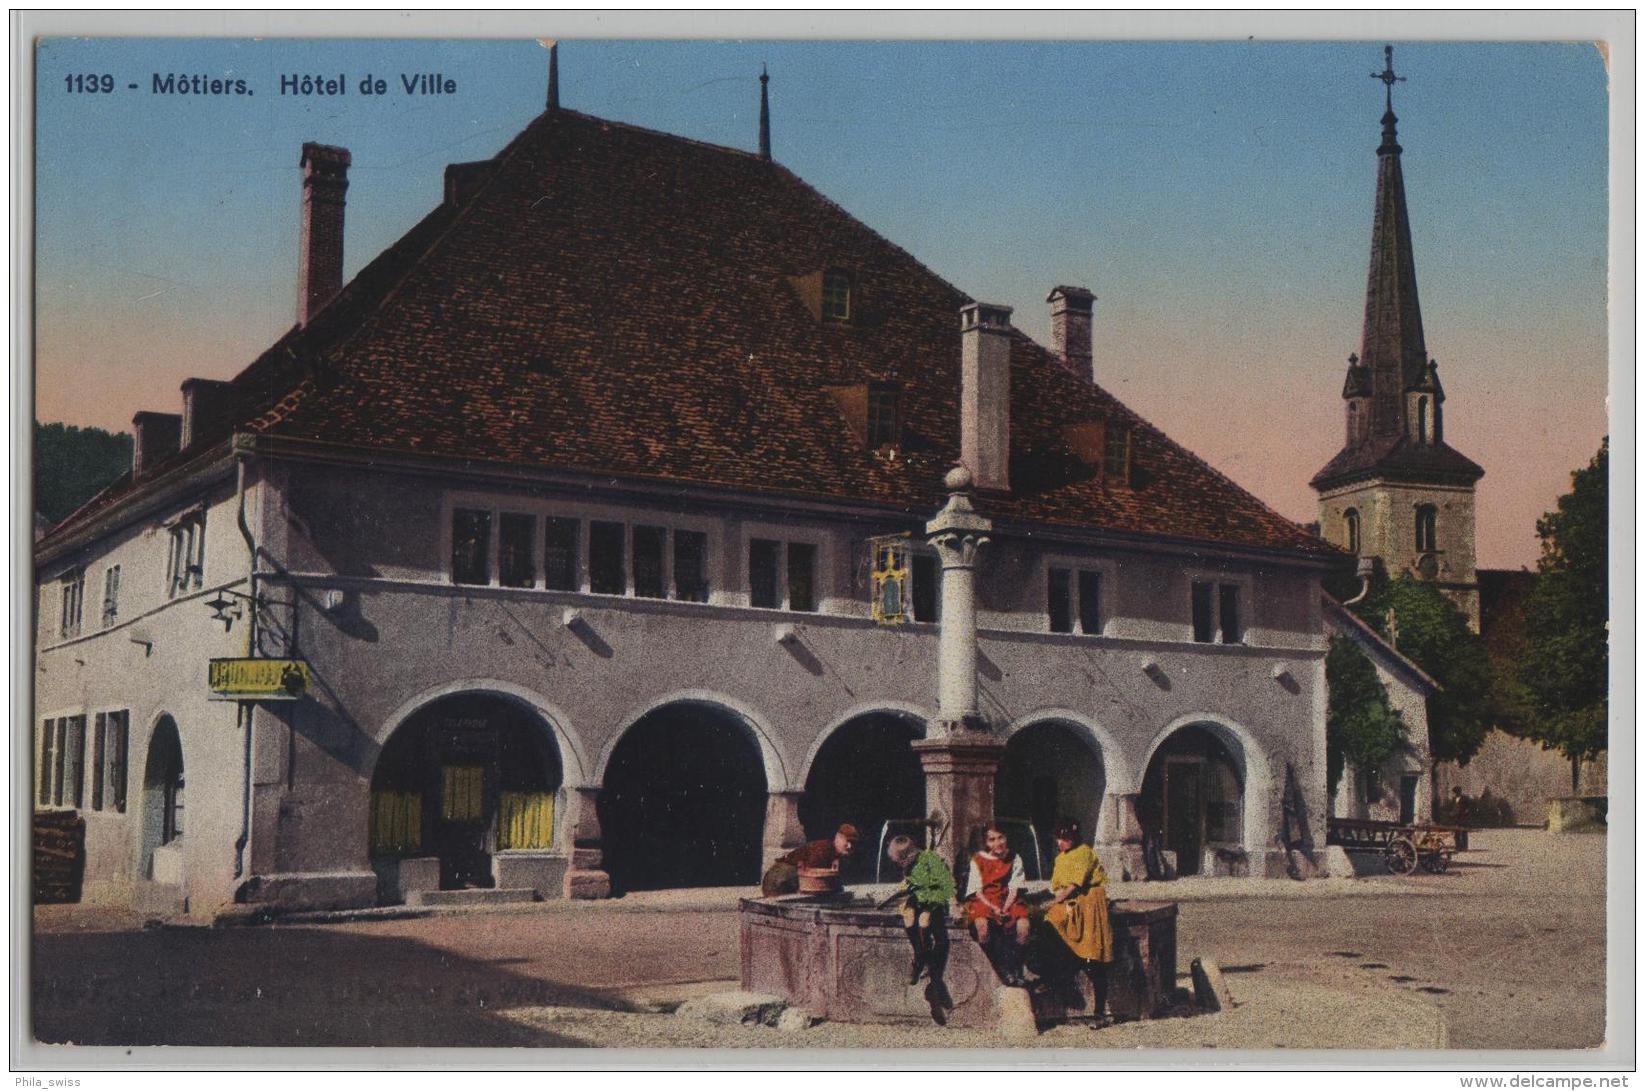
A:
[738,466,1180,1030]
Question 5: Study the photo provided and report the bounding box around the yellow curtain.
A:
[441,766,484,822]
[498,791,554,850]
[369,791,422,854]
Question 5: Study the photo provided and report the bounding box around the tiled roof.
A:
[43,108,1337,561]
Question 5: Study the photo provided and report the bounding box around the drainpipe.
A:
[233,446,257,880]
[1342,556,1375,607]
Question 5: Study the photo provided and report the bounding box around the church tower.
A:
[1311,47,1485,629]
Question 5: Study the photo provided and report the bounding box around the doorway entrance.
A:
[599,703,767,892]
[140,716,185,880]
[371,694,563,890]
[1139,725,1244,877]
[996,720,1107,877]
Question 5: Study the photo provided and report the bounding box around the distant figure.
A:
[760,823,858,896]
[964,824,1031,986]
[886,833,957,1023]
[1449,786,1471,826]
[1042,819,1115,1025]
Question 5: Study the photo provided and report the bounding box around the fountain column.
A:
[911,466,1005,867]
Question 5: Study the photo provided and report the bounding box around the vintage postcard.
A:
[16,13,1630,1072]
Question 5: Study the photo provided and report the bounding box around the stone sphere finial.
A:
[944,465,974,494]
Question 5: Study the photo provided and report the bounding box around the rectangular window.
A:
[38,719,55,806]
[1078,570,1103,635]
[787,543,818,613]
[66,716,86,809]
[1047,568,1073,633]
[589,521,626,595]
[1219,584,1242,644]
[867,385,899,448]
[1191,580,1216,643]
[91,713,108,811]
[1192,580,1243,644]
[59,569,85,638]
[451,508,492,585]
[749,539,781,609]
[1104,424,1131,483]
[101,565,121,627]
[911,553,938,623]
[673,530,709,603]
[498,512,536,588]
[166,511,207,598]
[52,718,69,806]
[821,269,852,322]
[543,517,579,591]
[633,525,667,599]
[108,711,129,813]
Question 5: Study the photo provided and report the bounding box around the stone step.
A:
[410,887,539,907]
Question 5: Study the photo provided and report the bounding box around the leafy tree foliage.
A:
[1352,565,1496,767]
[1518,439,1608,790]
[34,422,132,526]
[1325,636,1406,792]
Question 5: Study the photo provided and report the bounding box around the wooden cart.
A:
[1327,817,1464,875]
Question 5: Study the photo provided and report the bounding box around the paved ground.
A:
[30,828,1607,1051]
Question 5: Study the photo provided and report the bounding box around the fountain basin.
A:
[739,893,1178,1029]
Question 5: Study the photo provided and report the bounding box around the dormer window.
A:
[1104,423,1132,483]
[866,384,899,448]
[821,269,852,323]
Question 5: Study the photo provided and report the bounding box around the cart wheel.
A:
[1385,836,1419,876]
[1422,849,1451,874]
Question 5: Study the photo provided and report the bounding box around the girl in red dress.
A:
[964,824,1032,986]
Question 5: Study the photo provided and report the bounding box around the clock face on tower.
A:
[1415,552,1440,579]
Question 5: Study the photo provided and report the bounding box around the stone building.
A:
[1311,51,1485,630]
[1311,54,1606,823]
[34,66,1343,918]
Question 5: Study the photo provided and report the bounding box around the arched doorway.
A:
[141,716,185,879]
[599,703,767,892]
[1138,724,1245,877]
[371,694,563,890]
[800,713,924,884]
[996,720,1106,878]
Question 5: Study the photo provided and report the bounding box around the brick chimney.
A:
[131,411,181,478]
[959,302,1013,492]
[298,142,351,326]
[180,378,234,450]
[1048,285,1095,381]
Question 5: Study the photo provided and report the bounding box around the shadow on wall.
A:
[32,926,588,1047]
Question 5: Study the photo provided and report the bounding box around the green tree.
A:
[1325,636,1407,794]
[1518,439,1609,793]
[1352,566,1496,769]
[34,421,132,526]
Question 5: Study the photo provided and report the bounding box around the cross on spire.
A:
[1371,44,1406,111]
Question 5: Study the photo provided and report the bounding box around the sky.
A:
[31,38,1610,570]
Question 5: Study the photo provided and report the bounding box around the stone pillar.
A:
[1098,792,1146,882]
[562,786,611,899]
[927,465,992,729]
[762,789,807,865]
[912,735,1006,870]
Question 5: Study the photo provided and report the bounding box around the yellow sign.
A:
[871,538,910,626]
[207,658,311,700]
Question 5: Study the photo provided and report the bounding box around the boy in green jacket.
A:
[887,834,958,1021]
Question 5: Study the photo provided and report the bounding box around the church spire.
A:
[1358,44,1427,440]
[758,65,771,161]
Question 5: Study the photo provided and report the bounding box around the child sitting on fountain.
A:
[886,832,957,1019]
[963,823,1032,987]
[760,823,859,896]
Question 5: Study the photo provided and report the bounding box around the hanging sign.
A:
[870,536,910,626]
[208,658,311,701]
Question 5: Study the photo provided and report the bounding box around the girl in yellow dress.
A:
[1042,818,1114,1024]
